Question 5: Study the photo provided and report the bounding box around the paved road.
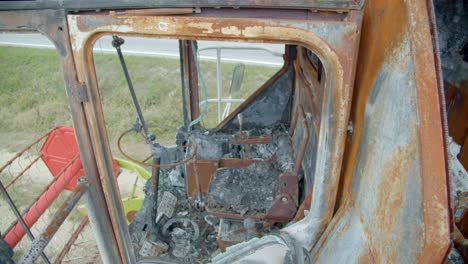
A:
[0,33,284,66]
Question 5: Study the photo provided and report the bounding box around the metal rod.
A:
[54,216,89,264]
[20,177,89,264]
[216,49,222,122]
[0,180,51,264]
[199,98,244,105]
[151,157,161,237]
[198,46,283,57]
[112,36,151,140]
[5,154,42,189]
[84,188,119,263]
[4,154,80,236]
[179,40,190,131]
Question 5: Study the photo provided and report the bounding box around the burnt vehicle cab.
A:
[0,0,455,263]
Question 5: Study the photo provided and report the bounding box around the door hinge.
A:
[73,82,88,103]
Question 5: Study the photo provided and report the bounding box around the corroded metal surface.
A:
[0,9,125,263]
[315,0,451,263]
[0,1,453,263]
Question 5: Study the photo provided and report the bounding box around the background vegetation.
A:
[0,46,279,153]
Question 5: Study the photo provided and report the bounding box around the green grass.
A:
[0,46,279,154]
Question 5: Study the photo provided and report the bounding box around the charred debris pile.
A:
[126,124,302,263]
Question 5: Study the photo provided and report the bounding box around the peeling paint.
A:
[187,22,214,34]
[221,26,241,36]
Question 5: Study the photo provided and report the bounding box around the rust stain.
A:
[185,160,218,197]
[338,0,408,208]
[405,0,451,262]
[375,147,409,234]
[372,144,414,263]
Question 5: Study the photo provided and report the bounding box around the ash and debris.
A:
[217,217,275,244]
[187,126,293,170]
[448,137,468,199]
[446,247,464,264]
[189,127,294,216]
[207,162,280,215]
[129,126,294,262]
[129,167,216,263]
[434,0,468,85]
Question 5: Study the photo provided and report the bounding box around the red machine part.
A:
[4,126,120,248]
[4,157,82,248]
[40,126,119,190]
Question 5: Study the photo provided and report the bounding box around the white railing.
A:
[198,46,283,122]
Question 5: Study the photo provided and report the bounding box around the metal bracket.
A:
[73,82,88,103]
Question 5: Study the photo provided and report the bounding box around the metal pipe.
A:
[54,216,89,264]
[216,49,222,122]
[200,98,244,104]
[4,154,82,248]
[151,157,160,237]
[112,36,151,141]
[4,154,79,235]
[20,177,89,264]
[84,190,118,264]
[0,180,51,264]
[5,154,42,189]
[198,46,283,57]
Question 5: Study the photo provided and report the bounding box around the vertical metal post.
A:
[216,49,223,122]
[85,192,118,264]
[0,180,51,264]
[179,40,190,131]
[151,157,161,238]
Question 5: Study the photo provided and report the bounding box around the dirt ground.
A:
[0,148,144,263]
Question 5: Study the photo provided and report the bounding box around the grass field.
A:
[0,46,280,153]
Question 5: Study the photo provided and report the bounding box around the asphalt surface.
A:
[0,33,284,66]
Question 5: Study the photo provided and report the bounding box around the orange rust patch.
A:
[338,0,409,208]
[375,145,412,234]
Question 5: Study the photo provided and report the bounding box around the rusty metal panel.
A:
[446,82,468,170]
[316,0,451,262]
[185,160,218,197]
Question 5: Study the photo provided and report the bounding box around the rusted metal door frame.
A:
[0,9,124,263]
[67,10,362,258]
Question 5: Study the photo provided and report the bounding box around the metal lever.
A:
[112,35,155,143]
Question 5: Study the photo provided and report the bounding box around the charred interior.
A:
[0,1,458,262]
[102,39,327,262]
